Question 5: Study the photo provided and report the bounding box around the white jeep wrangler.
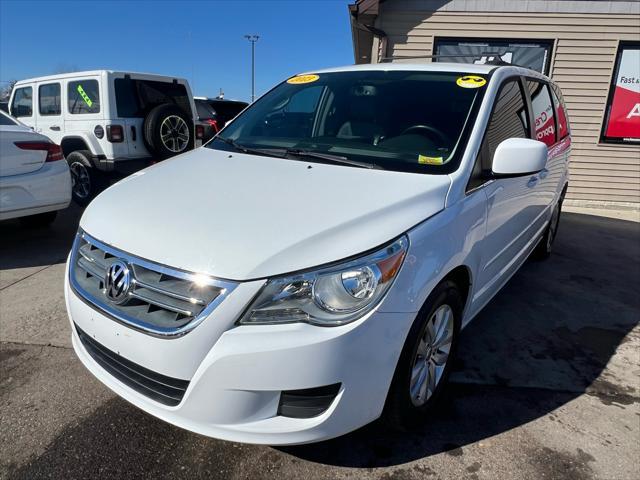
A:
[9,70,203,205]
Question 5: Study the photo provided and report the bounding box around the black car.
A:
[195,99,219,143]
[200,98,249,129]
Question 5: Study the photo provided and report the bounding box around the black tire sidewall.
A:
[143,104,193,160]
[534,196,564,259]
[383,280,463,429]
[67,150,99,207]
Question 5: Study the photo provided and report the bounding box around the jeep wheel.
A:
[67,150,104,207]
[143,104,193,160]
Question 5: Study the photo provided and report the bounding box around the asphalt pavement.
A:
[1,204,639,480]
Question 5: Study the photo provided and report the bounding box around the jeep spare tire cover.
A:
[143,103,193,160]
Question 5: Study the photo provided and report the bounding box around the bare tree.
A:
[0,80,17,101]
[53,63,80,74]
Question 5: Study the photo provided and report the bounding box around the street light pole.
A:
[244,34,259,102]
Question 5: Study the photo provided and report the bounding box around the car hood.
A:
[80,148,450,280]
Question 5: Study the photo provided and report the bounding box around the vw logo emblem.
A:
[104,260,131,304]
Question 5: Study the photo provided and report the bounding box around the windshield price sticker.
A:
[77,84,93,107]
[456,75,486,89]
[418,155,443,165]
[287,74,320,85]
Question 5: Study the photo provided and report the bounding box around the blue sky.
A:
[0,0,354,101]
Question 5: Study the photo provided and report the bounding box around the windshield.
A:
[207,70,488,173]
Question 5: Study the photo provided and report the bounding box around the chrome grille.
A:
[70,230,237,337]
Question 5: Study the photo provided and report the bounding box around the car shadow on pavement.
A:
[280,211,640,466]
[0,204,83,270]
[3,212,639,477]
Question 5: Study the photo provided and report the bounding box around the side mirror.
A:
[492,138,547,176]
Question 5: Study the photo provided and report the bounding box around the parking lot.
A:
[1,205,638,480]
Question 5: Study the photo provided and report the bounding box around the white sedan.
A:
[0,110,71,225]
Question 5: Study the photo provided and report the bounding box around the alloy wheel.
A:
[69,162,91,199]
[409,304,455,407]
[160,115,190,153]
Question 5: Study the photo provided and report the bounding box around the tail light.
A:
[206,119,219,133]
[106,125,124,142]
[196,124,205,140]
[14,141,64,162]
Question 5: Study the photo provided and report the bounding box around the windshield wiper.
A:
[282,148,380,169]
[214,136,285,159]
[215,137,380,169]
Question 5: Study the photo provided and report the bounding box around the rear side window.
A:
[550,85,570,140]
[39,83,61,116]
[209,101,247,123]
[195,100,216,120]
[68,80,100,114]
[114,78,190,118]
[526,80,556,146]
[11,87,33,117]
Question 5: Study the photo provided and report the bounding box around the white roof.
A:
[15,70,188,85]
[301,62,549,83]
[309,62,498,75]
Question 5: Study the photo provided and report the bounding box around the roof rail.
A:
[380,53,517,67]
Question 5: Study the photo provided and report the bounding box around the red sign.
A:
[603,46,640,143]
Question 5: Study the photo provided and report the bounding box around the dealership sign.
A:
[602,44,640,144]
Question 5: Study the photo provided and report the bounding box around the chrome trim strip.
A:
[129,291,195,317]
[131,278,208,306]
[69,230,238,338]
[77,258,104,279]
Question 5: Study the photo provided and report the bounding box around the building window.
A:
[433,38,553,74]
[39,83,61,116]
[601,42,640,145]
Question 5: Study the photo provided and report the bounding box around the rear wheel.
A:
[533,193,564,260]
[383,280,462,429]
[67,150,104,207]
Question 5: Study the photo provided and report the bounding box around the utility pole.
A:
[244,34,259,102]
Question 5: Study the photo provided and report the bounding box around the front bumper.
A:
[65,261,411,445]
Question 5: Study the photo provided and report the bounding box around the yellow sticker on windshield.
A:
[456,75,486,89]
[418,155,443,165]
[287,74,319,84]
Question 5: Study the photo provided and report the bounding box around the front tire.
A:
[383,280,462,429]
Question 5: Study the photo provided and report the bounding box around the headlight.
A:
[239,236,408,327]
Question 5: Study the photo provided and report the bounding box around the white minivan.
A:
[65,63,570,445]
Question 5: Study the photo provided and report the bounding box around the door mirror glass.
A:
[492,138,547,176]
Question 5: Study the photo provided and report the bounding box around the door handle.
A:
[527,176,539,188]
[49,125,61,131]
[130,126,137,141]
[539,168,549,179]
